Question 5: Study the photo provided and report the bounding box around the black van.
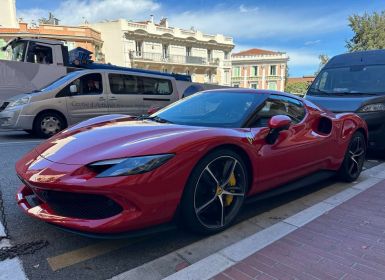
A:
[306,49,385,151]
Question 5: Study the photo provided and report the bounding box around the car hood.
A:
[305,94,385,113]
[35,118,212,165]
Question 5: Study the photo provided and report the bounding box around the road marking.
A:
[0,258,27,280]
[0,221,5,238]
[47,237,145,272]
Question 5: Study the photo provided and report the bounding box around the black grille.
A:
[39,190,123,220]
[0,102,9,112]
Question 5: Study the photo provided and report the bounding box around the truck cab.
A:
[2,37,68,66]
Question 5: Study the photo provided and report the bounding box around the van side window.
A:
[56,73,103,97]
[141,77,172,95]
[109,74,140,94]
[109,74,172,95]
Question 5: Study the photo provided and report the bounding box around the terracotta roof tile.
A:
[232,48,281,57]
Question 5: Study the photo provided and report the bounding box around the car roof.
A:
[325,49,385,68]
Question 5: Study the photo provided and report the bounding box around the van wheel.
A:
[33,112,66,138]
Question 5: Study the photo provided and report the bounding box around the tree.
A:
[314,54,329,75]
[346,11,385,52]
[285,82,309,96]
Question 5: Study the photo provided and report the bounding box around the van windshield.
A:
[308,65,385,96]
[38,71,80,92]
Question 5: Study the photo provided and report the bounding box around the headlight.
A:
[7,97,30,108]
[88,154,174,178]
[358,103,385,112]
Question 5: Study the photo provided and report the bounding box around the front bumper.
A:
[0,109,21,129]
[15,151,191,234]
[358,111,385,150]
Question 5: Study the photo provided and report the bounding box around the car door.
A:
[107,73,145,116]
[249,95,329,191]
[65,72,108,124]
[141,76,178,113]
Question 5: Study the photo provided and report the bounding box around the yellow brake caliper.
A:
[225,173,236,206]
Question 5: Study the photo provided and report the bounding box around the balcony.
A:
[131,52,219,66]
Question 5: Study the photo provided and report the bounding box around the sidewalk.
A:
[212,179,385,280]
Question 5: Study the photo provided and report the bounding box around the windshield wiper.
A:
[137,115,173,124]
[333,91,379,96]
[308,88,332,95]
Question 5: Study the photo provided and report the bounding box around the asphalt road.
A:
[0,130,383,280]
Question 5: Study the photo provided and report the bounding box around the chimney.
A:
[150,15,154,24]
[159,17,168,28]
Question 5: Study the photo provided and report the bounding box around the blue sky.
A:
[16,0,385,77]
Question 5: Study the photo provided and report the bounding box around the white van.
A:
[0,69,183,137]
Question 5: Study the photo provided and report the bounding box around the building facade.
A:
[231,48,289,91]
[0,0,18,28]
[91,17,234,85]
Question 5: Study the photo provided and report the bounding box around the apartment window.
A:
[135,41,143,56]
[186,46,192,57]
[250,83,258,89]
[207,71,212,82]
[162,44,169,59]
[207,49,212,61]
[270,65,277,76]
[250,66,258,76]
[233,67,241,77]
[268,81,277,90]
[224,51,229,60]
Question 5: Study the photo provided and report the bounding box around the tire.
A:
[33,111,67,138]
[338,131,366,182]
[180,149,249,234]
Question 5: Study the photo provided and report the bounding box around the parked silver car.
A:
[0,69,181,137]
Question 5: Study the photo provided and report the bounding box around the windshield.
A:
[39,71,80,92]
[308,65,385,95]
[1,41,28,61]
[152,91,264,128]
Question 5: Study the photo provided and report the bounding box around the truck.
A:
[0,37,220,137]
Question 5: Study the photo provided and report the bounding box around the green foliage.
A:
[285,82,309,96]
[347,11,385,52]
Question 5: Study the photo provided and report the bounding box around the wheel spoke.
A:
[196,195,218,214]
[222,190,244,197]
[218,195,225,226]
[221,159,238,188]
[205,166,219,186]
[354,149,365,157]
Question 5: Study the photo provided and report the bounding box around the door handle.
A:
[99,97,106,101]
[109,97,117,100]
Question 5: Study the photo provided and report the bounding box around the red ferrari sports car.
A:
[16,89,367,236]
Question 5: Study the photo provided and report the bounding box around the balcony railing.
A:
[131,52,219,66]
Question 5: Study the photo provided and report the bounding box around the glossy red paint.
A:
[268,115,292,129]
[15,90,368,234]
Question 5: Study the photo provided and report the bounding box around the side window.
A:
[109,74,140,94]
[140,77,172,95]
[109,74,172,95]
[252,95,306,127]
[26,44,53,64]
[57,73,103,97]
